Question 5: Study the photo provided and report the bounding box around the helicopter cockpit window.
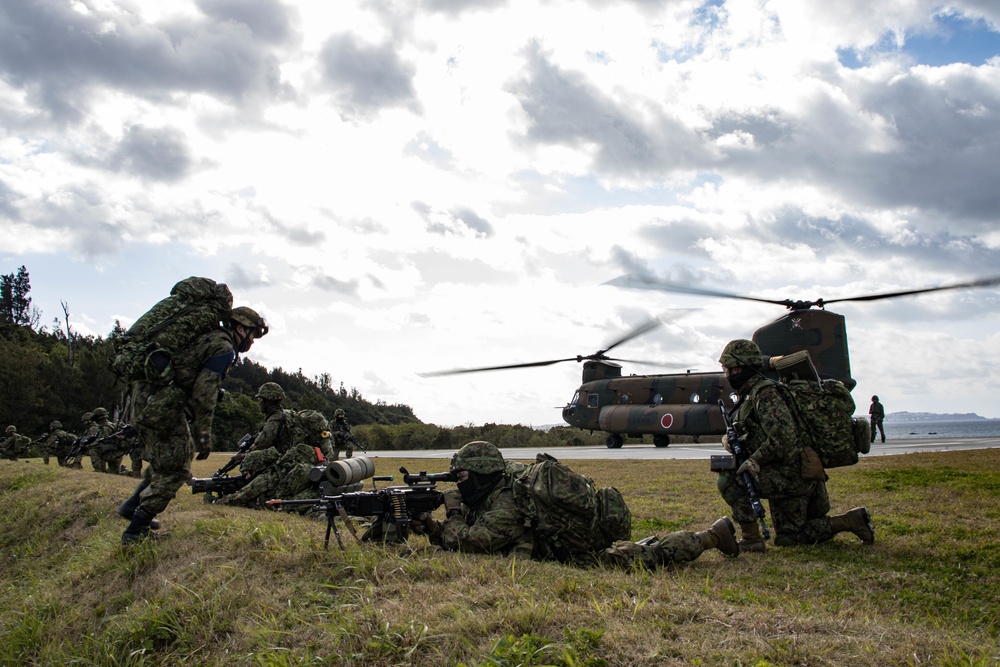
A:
[570,391,580,406]
[689,392,701,404]
[587,393,599,408]
[729,392,740,405]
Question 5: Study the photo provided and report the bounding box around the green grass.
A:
[1,449,999,666]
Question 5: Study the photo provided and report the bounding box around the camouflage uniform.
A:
[88,408,121,474]
[716,339,874,550]
[869,396,886,443]
[41,421,78,466]
[424,441,737,569]
[214,383,296,507]
[331,409,355,460]
[0,426,30,460]
[121,305,268,543]
[66,413,94,469]
[221,409,334,508]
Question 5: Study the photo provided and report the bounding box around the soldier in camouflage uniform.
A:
[118,305,268,544]
[331,409,357,460]
[716,339,875,552]
[413,441,739,568]
[88,408,121,474]
[869,395,886,444]
[214,383,299,507]
[41,421,78,466]
[65,412,93,469]
[1,425,30,460]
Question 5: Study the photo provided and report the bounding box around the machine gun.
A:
[711,400,770,540]
[188,433,256,499]
[266,466,456,549]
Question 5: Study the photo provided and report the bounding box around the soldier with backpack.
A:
[715,339,874,552]
[411,441,739,569]
[213,383,304,508]
[117,278,268,545]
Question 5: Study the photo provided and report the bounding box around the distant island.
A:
[884,411,996,422]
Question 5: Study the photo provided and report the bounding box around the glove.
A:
[195,432,212,460]
[721,434,732,454]
[410,512,442,538]
[442,489,463,517]
[737,457,761,482]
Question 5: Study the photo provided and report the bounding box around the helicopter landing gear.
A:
[605,434,624,449]
[653,435,670,448]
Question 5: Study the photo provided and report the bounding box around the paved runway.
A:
[364,436,1000,461]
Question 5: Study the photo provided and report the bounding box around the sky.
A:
[2,0,1000,427]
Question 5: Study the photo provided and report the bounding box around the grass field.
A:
[1,448,998,666]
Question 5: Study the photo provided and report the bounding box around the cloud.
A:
[509,42,709,176]
[0,0,288,123]
[195,0,296,45]
[318,33,419,117]
[106,125,193,183]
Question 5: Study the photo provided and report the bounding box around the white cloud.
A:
[3,0,999,424]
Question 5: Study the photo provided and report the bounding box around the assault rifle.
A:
[712,400,770,540]
[92,424,137,451]
[189,433,256,498]
[266,467,456,549]
[30,432,51,446]
[65,434,97,461]
[335,423,366,452]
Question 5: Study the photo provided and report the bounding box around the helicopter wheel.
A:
[605,434,624,449]
[653,435,670,448]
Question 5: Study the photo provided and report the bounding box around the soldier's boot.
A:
[737,521,767,553]
[695,517,740,557]
[117,481,161,530]
[43,455,50,465]
[121,509,162,544]
[830,507,875,544]
[346,448,353,459]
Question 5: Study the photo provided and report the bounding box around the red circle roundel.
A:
[660,413,674,429]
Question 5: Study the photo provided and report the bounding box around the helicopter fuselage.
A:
[562,308,855,447]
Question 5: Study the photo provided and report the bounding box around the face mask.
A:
[728,368,756,391]
[235,330,255,353]
[457,470,503,508]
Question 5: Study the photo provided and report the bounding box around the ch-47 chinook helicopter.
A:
[421,275,1000,448]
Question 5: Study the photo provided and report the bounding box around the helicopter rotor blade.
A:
[821,275,1000,305]
[604,357,693,368]
[417,357,581,377]
[603,275,789,306]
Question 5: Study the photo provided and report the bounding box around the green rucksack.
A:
[777,379,870,468]
[511,453,632,563]
[111,277,233,385]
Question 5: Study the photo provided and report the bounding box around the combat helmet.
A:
[872,395,879,402]
[255,382,285,402]
[451,441,505,475]
[718,339,763,369]
[93,407,109,419]
[49,421,62,430]
[230,306,269,337]
[5,425,15,434]
[334,408,346,419]
[82,412,93,422]
[293,409,330,445]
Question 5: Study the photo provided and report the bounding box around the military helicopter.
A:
[421,275,1000,448]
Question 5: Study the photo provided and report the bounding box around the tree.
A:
[0,266,40,329]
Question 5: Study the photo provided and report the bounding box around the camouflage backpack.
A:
[777,379,871,468]
[110,277,233,385]
[511,453,632,562]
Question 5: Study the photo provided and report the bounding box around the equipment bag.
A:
[511,453,632,562]
[111,277,233,385]
[778,379,866,468]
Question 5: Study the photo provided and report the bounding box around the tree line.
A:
[0,266,606,451]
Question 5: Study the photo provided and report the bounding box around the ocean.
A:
[877,420,1000,440]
